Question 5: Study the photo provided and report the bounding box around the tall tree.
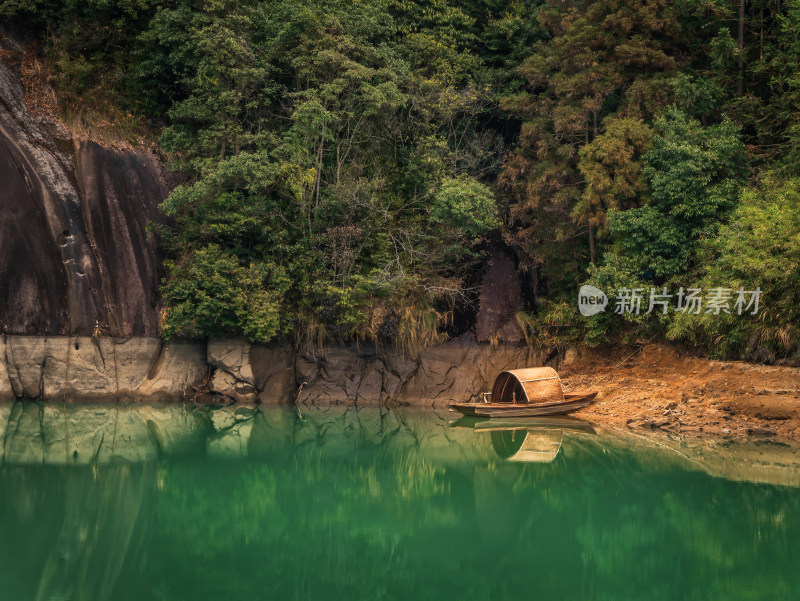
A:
[499,0,682,293]
[575,117,653,265]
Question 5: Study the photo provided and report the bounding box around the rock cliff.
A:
[208,335,543,406]
[0,38,172,337]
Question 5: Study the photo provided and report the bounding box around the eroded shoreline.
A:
[564,344,800,441]
[3,335,799,447]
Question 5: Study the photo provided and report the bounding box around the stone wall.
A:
[0,334,544,406]
[0,336,206,402]
[209,334,543,406]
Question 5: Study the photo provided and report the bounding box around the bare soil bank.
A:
[561,344,800,440]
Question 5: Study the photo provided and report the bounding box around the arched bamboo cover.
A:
[490,367,564,405]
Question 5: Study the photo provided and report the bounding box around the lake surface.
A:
[0,402,798,601]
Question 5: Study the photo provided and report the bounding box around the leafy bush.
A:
[580,258,658,347]
[161,245,283,342]
[430,176,499,258]
[610,108,747,282]
[668,177,800,359]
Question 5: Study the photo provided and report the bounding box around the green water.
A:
[0,403,798,601]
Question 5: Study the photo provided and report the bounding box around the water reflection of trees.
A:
[0,402,798,600]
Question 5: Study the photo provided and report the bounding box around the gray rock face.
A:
[390,334,539,405]
[0,333,541,405]
[252,345,296,403]
[0,338,12,401]
[0,47,173,337]
[135,341,208,400]
[289,335,541,407]
[4,335,46,398]
[207,338,258,401]
[72,140,174,336]
[206,334,542,407]
[1,335,206,402]
[206,339,296,403]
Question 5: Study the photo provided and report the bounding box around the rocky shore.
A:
[565,344,800,441]
[3,334,799,446]
[0,334,543,405]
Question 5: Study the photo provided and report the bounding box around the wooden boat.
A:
[448,367,597,418]
[448,392,597,417]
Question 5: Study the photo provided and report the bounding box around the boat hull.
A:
[448,392,597,418]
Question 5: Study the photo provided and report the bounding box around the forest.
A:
[3,0,799,360]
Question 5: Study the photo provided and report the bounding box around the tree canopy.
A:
[5,0,800,359]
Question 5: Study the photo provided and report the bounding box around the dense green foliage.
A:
[609,108,747,281]
[668,177,800,358]
[5,0,800,358]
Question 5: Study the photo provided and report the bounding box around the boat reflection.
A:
[450,416,596,463]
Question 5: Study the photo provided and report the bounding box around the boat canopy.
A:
[490,428,564,462]
[507,430,563,463]
[490,367,564,405]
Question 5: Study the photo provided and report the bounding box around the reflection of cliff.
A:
[0,402,208,465]
[2,402,799,489]
[0,402,496,465]
[36,464,152,601]
[0,463,153,601]
[0,403,181,600]
[0,403,799,601]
